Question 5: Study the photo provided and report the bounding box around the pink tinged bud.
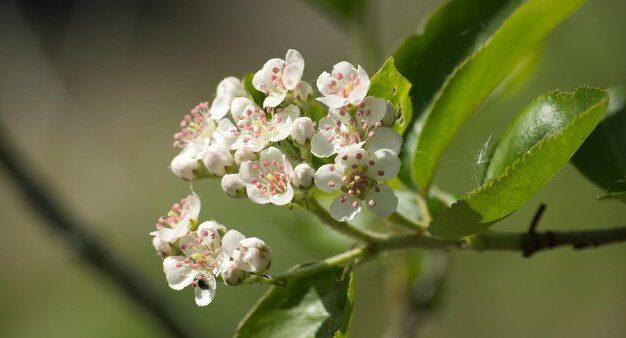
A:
[220,260,246,286]
[291,117,316,145]
[292,163,314,188]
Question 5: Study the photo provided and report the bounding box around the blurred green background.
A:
[1,0,625,337]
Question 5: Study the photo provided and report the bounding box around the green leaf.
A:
[429,87,608,238]
[571,87,626,202]
[243,73,265,108]
[393,0,523,188]
[235,266,355,338]
[368,57,412,135]
[408,0,586,191]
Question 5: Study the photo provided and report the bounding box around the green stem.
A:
[302,197,387,243]
[387,212,426,232]
[260,225,626,284]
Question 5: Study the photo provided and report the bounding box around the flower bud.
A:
[220,260,246,286]
[170,146,202,180]
[234,237,272,273]
[221,174,246,198]
[234,147,256,164]
[203,143,234,176]
[291,117,316,145]
[291,163,315,188]
[152,237,174,257]
[294,81,314,101]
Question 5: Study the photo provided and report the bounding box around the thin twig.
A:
[0,124,196,338]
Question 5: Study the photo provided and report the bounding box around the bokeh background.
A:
[1,0,625,337]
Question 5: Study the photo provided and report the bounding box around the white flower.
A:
[252,49,305,107]
[314,148,400,221]
[202,143,234,177]
[229,98,299,152]
[291,117,316,146]
[150,194,201,242]
[221,174,246,198]
[171,102,235,178]
[316,61,370,108]
[239,147,294,205]
[292,163,315,188]
[222,230,272,273]
[161,221,226,306]
[209,77,245,120]
[311,96,403,157]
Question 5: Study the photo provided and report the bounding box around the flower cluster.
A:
[151,194,271,306]
[155,49,404,306]
[168,49,403,221]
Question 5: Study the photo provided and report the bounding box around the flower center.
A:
[173,102,215,148]
[234,106,283,144]
[248,160,289,197]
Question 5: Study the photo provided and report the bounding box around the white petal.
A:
[281,104,300,121]
[348,83,368,106]
[365,184,398,218]
[263,92,286,108]
[360,96,387,124]
[209,95,230,120]
[246,184,271,204]
[317,95,347,109]
[311,131,336,158]
[314,164,343,193]
[282,63,302,90]
[337,148,369,169]
[330,195,361,221]
[285,49,304,69]
[153,218,190,242]
[230,97,253,121]
[197,221,224,247]
[215,118,237,146]
[367,148,401,181]
[367,127,403,154]
[170,151,200,180]
[268,114,293,142]
[357,65,370,87]
[316,71,333,95]
[270,184,294,206]
[163,256,195,290]
[194,275,217,306]
[252,68,274,93]
[216,76,243,96]
[261,58,284,72]
[259,147,285,164]
[333,61,356,78]
[221,230,246,256]
[187,193,202,220]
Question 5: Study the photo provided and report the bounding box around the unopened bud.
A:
[294,81,314,101]
[220,260,246,286]
[203,143,234,176]
[236,237,272,273]
[152,237,174,257]
[221,174,246,198]
[234,147,256,164]
[291,117,316,145]
[291,163,315,188]
[170,146,202,180]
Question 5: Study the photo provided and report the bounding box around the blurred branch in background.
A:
[0,123,197,338]
[383,252,448,338]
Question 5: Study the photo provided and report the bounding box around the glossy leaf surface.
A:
[235,266,354,338]
[430,87,608,238]
[409,0,586,190]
